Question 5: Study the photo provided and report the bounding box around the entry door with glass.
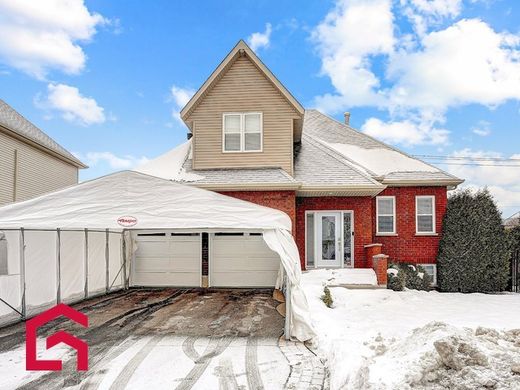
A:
[316,212,342,267]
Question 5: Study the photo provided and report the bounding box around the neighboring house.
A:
[504,212,520,229]
[0,99,86,205]
[138,40,463,283]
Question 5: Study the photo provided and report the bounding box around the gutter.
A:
[0,124,87,169]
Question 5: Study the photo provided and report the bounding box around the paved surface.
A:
[0,289,326,389]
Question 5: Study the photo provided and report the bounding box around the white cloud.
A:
[247,23,273,52]
[84,152,149,169]
[442,149,520,215]
[312,0,394,109]
[40,83,105,126]
[0,0,106,78]
[170,85,195,124]
[387,19,520,111]
[401,0,463,35]
[312,1,520,146]
[471,120,491,136]
[361,116,449,146]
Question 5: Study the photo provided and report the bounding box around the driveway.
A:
[0,289,325,389]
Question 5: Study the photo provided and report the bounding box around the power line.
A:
[412,154,520,162]
[430,162,520,167]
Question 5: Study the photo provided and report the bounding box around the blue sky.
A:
[0,0,519,216]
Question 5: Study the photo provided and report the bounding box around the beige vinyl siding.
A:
[0,131,78,205]
[187,55,301,175]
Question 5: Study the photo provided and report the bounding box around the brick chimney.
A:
[344,112,351,125]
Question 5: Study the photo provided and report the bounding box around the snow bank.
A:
[302,268,377,287]
[366,322,520,389]
[301,280,520,389]
[135,140,203,182]
[326,142,438,176]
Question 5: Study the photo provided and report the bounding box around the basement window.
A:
[214,232,244,236]
[419,264,437,286]
[223,113,262,152]
[0,232,7,276]
[416,196,436,234]
[376,196,396,234]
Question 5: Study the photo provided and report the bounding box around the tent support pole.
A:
[19,228,26,320]
[56,229,61,304]
[285,274,291,340]
[105,229,110,294]
[122,232,127,290]
[84,229,89,299]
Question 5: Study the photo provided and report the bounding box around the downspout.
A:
[13,149,18,202]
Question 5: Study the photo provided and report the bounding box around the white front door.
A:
[316,212,342,267]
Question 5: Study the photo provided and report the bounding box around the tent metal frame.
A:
[2,227,293,340]
[2,227,126,323]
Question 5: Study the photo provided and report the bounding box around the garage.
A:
[0,171,315,341]
[210,232,280,287]
[132,231,201,287]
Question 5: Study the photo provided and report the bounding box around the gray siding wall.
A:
[0,131,78,205]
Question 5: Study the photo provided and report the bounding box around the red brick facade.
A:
[221,187,448,270]
[296,196,374,269]
[373,187,447,265]
[219,190,297,232]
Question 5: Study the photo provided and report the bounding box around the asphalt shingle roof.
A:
[182,159,298,185]
[302,109,462,185]
[294,134,380,187]
[0,99,85,167]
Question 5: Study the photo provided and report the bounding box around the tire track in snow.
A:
[182,336,201,361]
[108,335,162,390]
[215,357,242,390]
[246,338,264,390]
[175,337,232,390]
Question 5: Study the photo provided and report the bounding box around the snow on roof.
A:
[135,140,203,182]
[325,142,439,176]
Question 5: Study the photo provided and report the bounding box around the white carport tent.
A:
[0,171,315,341]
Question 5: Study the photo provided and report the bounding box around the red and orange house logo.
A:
[26,303,89,371]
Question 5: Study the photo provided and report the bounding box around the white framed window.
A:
[416,196,436,234]
[222,112,262,152]
[419,264,437,286]
[376,196,396,234]
[0,232,7,276]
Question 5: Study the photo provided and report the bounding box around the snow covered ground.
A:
[302,270,520,389]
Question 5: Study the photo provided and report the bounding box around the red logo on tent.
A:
[117,216,137,227]
[26,303,89,371]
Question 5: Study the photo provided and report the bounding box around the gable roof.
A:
[294,134,385,195]
[302,110,463,187]
[180,40,304,121]
[0,99,86,168]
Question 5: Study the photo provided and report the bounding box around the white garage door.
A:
[210,233,280,287]
[132,232,200,287]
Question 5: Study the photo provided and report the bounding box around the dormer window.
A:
[223,112,262,152]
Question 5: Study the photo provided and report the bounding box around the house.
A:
[504,212,520,230]
[137,40,464,285]
[0,99,86,206]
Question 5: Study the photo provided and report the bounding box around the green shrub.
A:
[387,262,432,291]
[387,266,406,291]
[321,286,333,308]
[437,189,510,293]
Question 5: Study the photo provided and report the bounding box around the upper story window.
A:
[376,196,396,234]
[223,112,262,152]
[416,196,436,234]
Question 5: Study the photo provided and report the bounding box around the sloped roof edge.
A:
[180,40,304,120]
